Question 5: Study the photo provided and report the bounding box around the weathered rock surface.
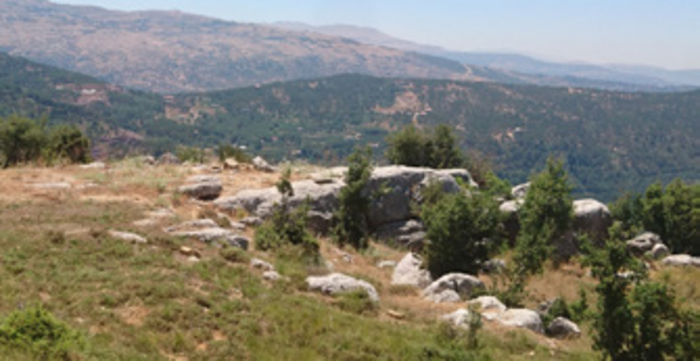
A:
[626,232,663,256]
[215,166,476,234]
[391,253,432,288]
[263,271,282,281]
[511,183,531,200]
[650,243,670,260]
[422,273,484,301]
[546,317,581,339]
[573,199,612,244]
[426,289,462,303]
[441,309,473,329]
[496,309,544,334]
[468,296,507,313]
[108,230,147,244]
[178,175,222,201]
[251,258,274,271]
[171,228,249,249]
[252,156,275,173]
[662,254,700,268]
[306,273,379,302]
[374,219,426,250]
[157,152,180,165]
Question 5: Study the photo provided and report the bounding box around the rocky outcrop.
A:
[546,317,581,339]
[511,183,530,200]
[499,199,524,245]
[422,273,484,302]
[626,232,663,257]
[496,309,544,334]
[252,156,275,173]
[374,219,426,251]
[306,273,379,302]
[157,152,180,165]
[662,255,700,268]
[178,175,222,201]
[171,228,249,250]
[650,243,670,260]
[215,166,476,236]
[573,199,612,245]
[391,253,432,288]
[468,296,507,313]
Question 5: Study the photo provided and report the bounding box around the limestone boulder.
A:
[422,273,484,301]
[391,253,432,288]
[178,175,222,201]
[441,309,473,329]
[496,309,544,334]
[626,232,663,256]
[546,317,581,339]
[511,182,531,200]
[573,199,613,245]
[662,255,700,268]
[306,273,379,302]
[468,296,507,313]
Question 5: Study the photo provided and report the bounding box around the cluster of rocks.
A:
[215,166,478,248]
[250,258,282,281]
[165,218,249,250]
[626,232,670,259]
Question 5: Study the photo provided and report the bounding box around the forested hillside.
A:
[1,51,698,200]
[168,75,700,200]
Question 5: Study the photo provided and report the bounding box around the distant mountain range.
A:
[273,22,700,89]
[3,50,698,200]
[0,0,694,94]
[0,0,508,93]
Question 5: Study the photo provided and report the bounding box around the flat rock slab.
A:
[108,230,147,244]
[306,273,379,302]
[496,309,544,334]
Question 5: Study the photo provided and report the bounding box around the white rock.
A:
[468,296,507,313]
[251,258,274,271]
[80,162,106,170]
[499,199,524,214]
[662,254,700,268]
[546,317,581,339]
[108,230,147,244]
[306,273,379,302]
[422,273,484,301]
[511,183,531,200]
[650,243,670,260]
[496,309,544,334]
[263,271,281,281]
[441,308,473,329]
[426,289,461,303]
[377,260,397,269]
[391,253,432,288]
[33,182,72,190]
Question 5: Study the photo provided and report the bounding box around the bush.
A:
[255,170,320,261]
[514,158,574,275]
[0,116,91,167]
[333,147,373,250]
[386,124,464,169]
[422,190,501,278]
[217,144,252,164]
[176,146,206,163]
[583,233,698,360]
[335,290,378,315]
[0,306,85,359]
[46,124,91,164]
[219,246,250,264]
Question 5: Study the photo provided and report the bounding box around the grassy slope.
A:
[0,162,612,360]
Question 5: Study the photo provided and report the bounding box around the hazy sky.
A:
[53,0,700,70]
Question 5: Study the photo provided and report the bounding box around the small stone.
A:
[251,258,274,271]
[377,260,397,269]
[263,271,281,281]
[108,230,147,244]
[546,317,581,339]
[179,246,200,257]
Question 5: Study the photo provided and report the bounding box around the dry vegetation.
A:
[0,160,696,360]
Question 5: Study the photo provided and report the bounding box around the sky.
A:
[53,0,700,70]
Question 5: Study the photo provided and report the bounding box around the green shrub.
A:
[335,290,378,315]
[514,158,574,276]
[422,190,501,278]
[217,144,252,164]
[175,146,206,163]
[0,306,85,359]
[583,233,698,360]
[255,170,320,261]
[333,147,373,250]
[219,246,250,264]
[46,124,91,164]
[386,124,464,169]
[0,116,47,168]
